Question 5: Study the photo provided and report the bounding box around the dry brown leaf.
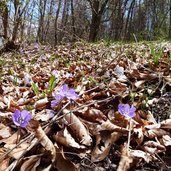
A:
[145,128,169,139]
[134,80,145,89]
[143,141,166,154]
[133,127,144,145]
[129,149,153,163]
[0,124,11,139]
[34,109,54,121]
[161,135,171,146]
[17,98,32,106]
[34,97,49,110]
[76,107,107,123]
[146,112,157,125]
[109,80,128,95]
[0,132,19,144]
[116,145,134,171]
[140,73,157,80]
[164,76,171,86]
[54,146,79,171]
[27,120,56,162]
[160,119,171,128]
[91,131,122,162]
[53,127,84,149]
[20,155,41,171]
[99,119,128,134]
[63,109,92,146]
[5,142,30,159]
[0,148,10,171]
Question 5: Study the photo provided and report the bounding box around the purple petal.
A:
[12,110,21,126]
[123,104,130,113]
[128,106,136,118]
[128,112,136,118]
[20,122,29,128]
[60,84,69,92]
[67,89,78,100]
[118,104,127,115]
[20,110,29,119]
[55,94,63,101]
[51,100,57,108]
[129,106,136,113]
[51,94,63,108]
[118,103,136,118]
[12,110,32,127]
[24,113,32,122]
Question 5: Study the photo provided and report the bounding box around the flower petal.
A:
[118,104,126,115]
[20,122,28,128]
[24,114,32,122]
[12,110,21,126]
[60,84,69,93]
[20,110,29,119]
[128,112,136,118]
[51,100,57,108]
[66,89,78,100]
[55,94,63,101]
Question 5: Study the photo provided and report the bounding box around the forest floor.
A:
[0,41,171,171]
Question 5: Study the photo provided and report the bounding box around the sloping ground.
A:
[0,41,171,171]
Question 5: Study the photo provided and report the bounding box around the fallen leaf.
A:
[116,144,134,171]
[91,131,121,162]
[0,124,11,139]
[143,141,166,154]
[27,120,56,162]
[20,155,41,171]
[53,127,84,149]
[63,109,92,146]
[54,146,79,171]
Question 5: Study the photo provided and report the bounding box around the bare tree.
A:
[87,0,109,42]
[54,0,62,45]
[0,0,8,40]
[44,0,54,42]
[70,0,76,41]
[37,0,47,42]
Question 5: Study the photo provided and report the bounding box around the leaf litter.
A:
[0,41,171,170]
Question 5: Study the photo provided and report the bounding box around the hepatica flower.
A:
[59,84,78,100]
[12,110,32,128]
[51,84,78,107]
[118,104,136,118]
[51,94,63,108]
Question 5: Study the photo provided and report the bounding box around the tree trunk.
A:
[169,0,171,38]
[37,0,47,42]
[44,0,54,42]
[54,0,62,45]
[71,0,76,41]
[88,0,109,42]
[58,0,69,42]
[1,1,8,39]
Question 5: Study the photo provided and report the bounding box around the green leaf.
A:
[47,75,56,93]
[31,82,39,96]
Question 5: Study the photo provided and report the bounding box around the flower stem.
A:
[127,118,131,151]
[16,127,21,144]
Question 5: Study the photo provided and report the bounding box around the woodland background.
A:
[1,0,171,46]
[0,0,171,170]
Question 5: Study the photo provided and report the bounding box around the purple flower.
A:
[51,94,63,107]
[118,104,136,118]
[52,70,60,78]
[12,110,32,127]
[51,84,79,108]
[59,84,79,100]
[45,82,49,89]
